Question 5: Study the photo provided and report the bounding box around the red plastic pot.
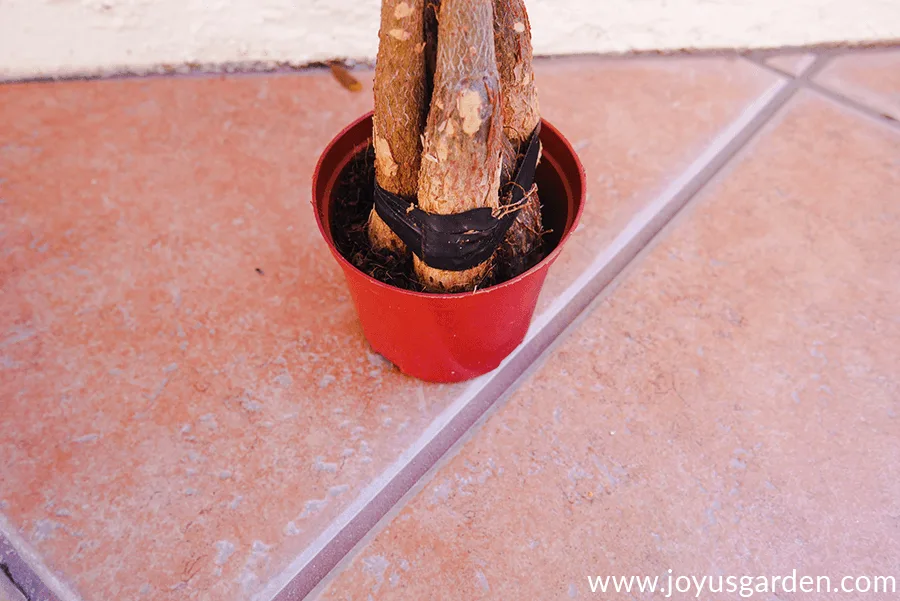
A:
[312,112,585,383]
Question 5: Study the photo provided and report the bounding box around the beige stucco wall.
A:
[1,0,898,80]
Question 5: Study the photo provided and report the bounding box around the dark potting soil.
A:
[330,145,546,293]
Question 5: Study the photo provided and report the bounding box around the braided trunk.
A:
[494,0,543,275]
[414,0,504,292]
[368,0,428,253]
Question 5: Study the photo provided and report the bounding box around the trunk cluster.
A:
[369,0,541,292]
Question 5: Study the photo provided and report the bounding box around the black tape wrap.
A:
[373,123,541,272]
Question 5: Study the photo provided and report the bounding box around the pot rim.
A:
[312,111,586,300]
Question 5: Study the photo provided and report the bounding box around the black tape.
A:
[374,123,541,272]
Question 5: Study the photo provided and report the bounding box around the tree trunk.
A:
[493,0,540,146]
[368,0,428,254]
[414,0,504,292]
[493,0,543,275]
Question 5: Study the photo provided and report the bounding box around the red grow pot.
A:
[312,112,585,383]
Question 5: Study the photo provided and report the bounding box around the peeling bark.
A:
[493,0,540,146]
[369,0,428,254]
[414,0,504,292]
[494,0,543,275]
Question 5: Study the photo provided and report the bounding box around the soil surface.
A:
[330,146,546,293]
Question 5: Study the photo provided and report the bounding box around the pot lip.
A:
[312,111,586,300]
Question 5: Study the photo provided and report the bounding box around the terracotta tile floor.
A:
[0,48,898,601]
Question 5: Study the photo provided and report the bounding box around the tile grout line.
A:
[744,49,817,79]
[802,80,900,132]
[304,278,623,601]
[0,515,77,601]
[261,65,810,601]
[746,52,900,133]
[746,47,831,79]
